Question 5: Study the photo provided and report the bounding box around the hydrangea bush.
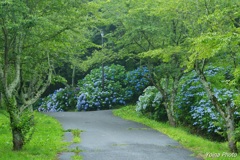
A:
[125,67,150,101]
[176,74,222,135]
[136,86,167,121]
[37,87,77,112]
[176,68,240,140]
[76,64,151,111]
[37,64,151,112]
[77,64,128,111]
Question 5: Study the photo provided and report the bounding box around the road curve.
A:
[48,110,201,160]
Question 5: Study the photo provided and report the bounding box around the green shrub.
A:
[136,86,167,121]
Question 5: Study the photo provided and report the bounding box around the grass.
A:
[64,129,83,160]
[71,155,83,160]
[70,129,83,160]
[0,111,67,160]
[71,129,82,143]
[113,105,240,160]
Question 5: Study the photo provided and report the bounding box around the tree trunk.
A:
[226,120,237,153]
[169,77,179,127]
[9,112,24,151]
[101,63,105,90]
[226,106,238,153]
[72,66,76,87]
[164,103,176,127]
[12,127,24,151]
[0,94,2,109]
[152,80,177,127]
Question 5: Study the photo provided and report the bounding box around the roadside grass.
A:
[0,111,68,160]
[71,129,82,143]
[113,105,240,160]
[64,129,83,160]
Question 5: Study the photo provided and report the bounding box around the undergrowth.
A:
[0,111,67,160]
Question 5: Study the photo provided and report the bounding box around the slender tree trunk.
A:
[226,106,238,153]
[169,77,180,127]
[168,101,176,127]
[226,119,237,153]
[0,94,2,109]
[149,75,177,127]
[101,31,105,91]
[163,97,176,127]
[72,66,76,87]
[165,104,176,127]
[102,63,105,90]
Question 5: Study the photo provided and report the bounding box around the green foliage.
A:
[136,86,167,122]
[139,46,183,62]
[79,49,118,72]
[19,110,35,145]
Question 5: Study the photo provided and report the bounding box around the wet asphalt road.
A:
[48,110,201,160]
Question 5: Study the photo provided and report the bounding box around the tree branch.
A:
[7,32,24,97]
[23,27,69,49]
[7,55,20,97]
[133,38,148,52]
[20,53,52,113]
[141,31,155,49]
[0,64,4,92]
[194,60,226,119]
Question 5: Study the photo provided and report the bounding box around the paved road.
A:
[48,110,201,160]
